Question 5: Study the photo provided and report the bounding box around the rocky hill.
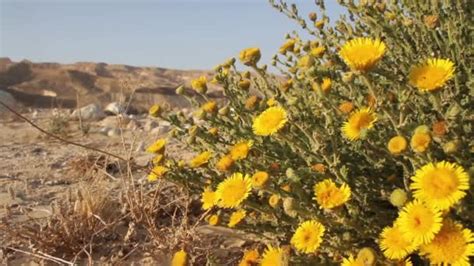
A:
[0,58,219,111]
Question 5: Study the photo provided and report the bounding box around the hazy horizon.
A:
[0,0,345,70]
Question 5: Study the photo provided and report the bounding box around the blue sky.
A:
[0,0,345,70]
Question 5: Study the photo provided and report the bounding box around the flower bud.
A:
[443,140,460,154]
[238,79,251,90]
[283,197,297,218]
[148,104,161,118]
[188,125,198,137]
[357,247,376,266]
[175,85,185,95]
[239,47,261,66]
[308,12,317,21]
[424,15,439,29]
[245,95,261,110]
[242,71,251,79]
[389,188,408,207]
[186,135,196,145]
[207,127,218,136]
[218,105,230,116]
[315,20,325,29]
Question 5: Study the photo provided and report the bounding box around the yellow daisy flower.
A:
[238,249,259,266]
[420,219,474,266]
[189,151,212,168]
[201,187,217,210]
[230,140,253,160]
[151,154,164,165]
[410,132,431,153]
[146,138,167,153]
[216,154,234,172]
[239,47,261,66]
[191,75,208,94]
[341,255,364,266]
[313,179,351,209]
[201,100,217,113]
[396,200,442,245]
[410,161,469,210]
[228,209,246,228]
[339,37,386,72]
[253,106,288,136]
[207,214,219,226]
[409,58,455,92]
[387,135,408,154]
[251,171,270,188]
[310,46,326,57]
[147,165,169,182]
[379,224,419,260]
[260,246,288,266]
[342,108,377,141]
[279,39,296,54]
[216,173,252,208]
[290,220,325,254]
[171,250,187,266]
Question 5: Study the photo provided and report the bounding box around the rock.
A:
[143,120,158,132]
[107,128,121,137]
[71,103,105,121]
[104,102,125,115]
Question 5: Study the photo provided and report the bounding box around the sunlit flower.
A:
[201,187,217,210]
[313,179,351,209]
[230,140,253,160]
[396,200,442,245]
[147,165,168,182]
[202,100,217,113]
[251,171,270,188]
[207,214,219,226]
[208,127,218,136]
[310,46,326,57]
[410,132,431,153]
[238,249,259,266]
[410,161,469,210]
[216,173,252,208]
[171,250,187,266]
[253,106,288,136]
[379,224,418,260]
[321,77,332,92]
[339,37,386,72]
[291,220,325,254]
[342,108,377,141]
[239,47,261,66]
[189,151,212,168]
[420,219,474,266]
[409,58,454,92]
[148,104,161,117]
[297,55,314,68]
[191,75,208,94]
[387,135,408,154]
[146,138,167,153]
[279,39,296,54]
[228,209,246,228]
[216,154,234,172]
[260,246,288,266]
[151,154,164,165]
[341,255,364,266]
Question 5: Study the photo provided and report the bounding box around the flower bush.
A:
[149,1,473,265]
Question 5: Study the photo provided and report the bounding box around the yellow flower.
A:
[202,100,217,113]
[189,151,212,168]
[216,173,252,208]
[341,255,364,266]
[409,58,455,92]
[356,247,376,266]
[420,219,474,266]
[315,20,325,29]
[310,46,325,57]
[290,220,325,254]
[338,101,354,114]
[191,75,208,93]
[201,187,217,210]
[279,39,296,54]
[321,77,332,92]
[387,135,408,154]
[260,246,288,266]
[245,95,261,110]
[379,224,418,260]
[269,194,280,208]
[313,179,351,209]
[230,140,253,160]
[297,55,314,68]
[146,138,167,153]
[342,108,377,141]
[239,47,261,66]
[253,106,288,136]
[339,37,386,72]
[389,188,408,207]
[410,161,469,210]
[410,132,431,153]
[151,154,164,165]
[238,249,259,266]
[148,104,161,117]
[207,214,219,225]
[228,209,246,228]
[147,165,168,182]
[208,127,218,136]
[396,200,442,245]
[266,97,277,107]
[216,154,234,172]
[171,250,187,266]
[251,171,270,188]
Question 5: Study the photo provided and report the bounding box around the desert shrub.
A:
[148,0,473,265]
